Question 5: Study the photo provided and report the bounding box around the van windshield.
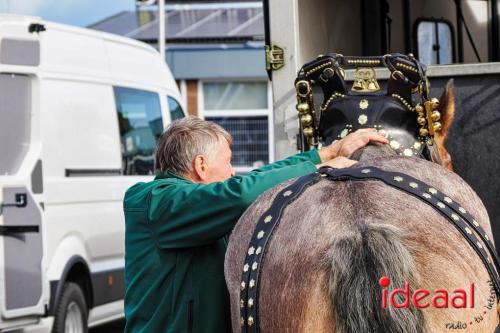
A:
[0,74,31,176]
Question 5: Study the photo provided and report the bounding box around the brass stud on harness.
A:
[240,299,245,309]
[248,298,254,308]
[283,190,293,197]
[444,197,452,203]
[249,279,255,288]
[473,220,479,227]
[409,182,418,189]
[394,176,403,182]
[361,169,371,174]
[437,202,445,209]
[241,281,246,290]
[264,215,273,223]
[252,262,258,271]
[459,207,467,214]
[248,316,255,326]
[256,247,262,255]
[257,230,265,239]
[243,264,249,272]
[465,227,472,234]
[422,193,432,199]
[451,214,459,221]
[248,247,255,255]
[428,188,438,194]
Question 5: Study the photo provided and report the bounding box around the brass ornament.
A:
[351,67,380,92]
[248,316,254,326]
[300,114,313,126]
[296,103,309,114]
[358,114,368,125]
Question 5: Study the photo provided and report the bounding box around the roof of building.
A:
[89,2,264,44]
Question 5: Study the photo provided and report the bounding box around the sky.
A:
[0,0,136,27]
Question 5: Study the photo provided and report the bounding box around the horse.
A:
[225,80,500,332]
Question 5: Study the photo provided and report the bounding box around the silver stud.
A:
[243,264,249,272]
[249,279,255,288]
[422,193,432,199]
[241,281,246,290]
[390,140,401,150]
[340,128,349,138]
[451,214,459,221]
[403,148,413,156]
[264,215,272,223]
[444,197,452,203]
[257,230,265,239]
[240,299,245,308]
[413,141,422,150]
[255,246,262,255]
[437,202,445,209]
[394,176,403,182]
[248,298,254,307]
[485,234,490,241]
[248,247,255,255]
[248,316,254,326]
[252,262,258,270]
[409,182,418,189]
[283,190,293,197]
[477,242,483,249]
[358,114,368,125]
[361,168,371,174]
[428,188,438,194]
[459,207,467,214]
[465,227,472,234]
[473,220,479,227]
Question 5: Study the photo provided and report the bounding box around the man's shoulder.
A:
[124,178,193,210]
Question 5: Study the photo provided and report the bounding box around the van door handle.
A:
[0,193,28,215]
[0,225,39,235]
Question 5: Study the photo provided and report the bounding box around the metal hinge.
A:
[265,44,285,71]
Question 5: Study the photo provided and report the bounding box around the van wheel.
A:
[52,282,88,333]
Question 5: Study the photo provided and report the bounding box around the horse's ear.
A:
[434,79,455,171]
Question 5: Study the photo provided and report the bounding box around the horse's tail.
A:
[325,223,428,333]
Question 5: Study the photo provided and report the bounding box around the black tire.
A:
[52,282,88,333]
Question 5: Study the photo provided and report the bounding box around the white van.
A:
[0,14,185,332]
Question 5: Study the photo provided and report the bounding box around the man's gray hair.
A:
[155,117,232,175]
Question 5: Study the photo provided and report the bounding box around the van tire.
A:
[52,282,88,333]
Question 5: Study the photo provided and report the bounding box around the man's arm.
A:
[148,161,317,249]
[250,149,321,173]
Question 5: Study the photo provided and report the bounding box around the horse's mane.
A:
[350,142,397,162]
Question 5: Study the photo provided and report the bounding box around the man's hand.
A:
[317,156,358,169]
[318,128,388,162]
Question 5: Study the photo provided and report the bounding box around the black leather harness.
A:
[239,166,500,332]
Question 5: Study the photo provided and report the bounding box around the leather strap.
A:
[239,167,500,332]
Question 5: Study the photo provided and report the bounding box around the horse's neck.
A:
[351,144,397,163]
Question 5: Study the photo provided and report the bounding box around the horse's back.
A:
[225,155,495,332]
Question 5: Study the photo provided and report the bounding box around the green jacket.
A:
[123,150,320,333]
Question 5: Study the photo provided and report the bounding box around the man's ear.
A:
[434,79,456,171]
[193,155,209,182]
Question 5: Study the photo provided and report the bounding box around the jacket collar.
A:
[155,172,193,183]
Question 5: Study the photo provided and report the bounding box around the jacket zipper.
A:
[188,300,194,333]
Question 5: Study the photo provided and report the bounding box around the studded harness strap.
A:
[239,167,500,332]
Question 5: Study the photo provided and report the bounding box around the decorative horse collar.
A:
[239,166,500,332]
[294,53,442,161]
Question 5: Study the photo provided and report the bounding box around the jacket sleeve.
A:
[250,149,321,173]
[148,161,318,249]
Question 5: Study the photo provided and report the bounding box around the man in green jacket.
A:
[123,117,388,332]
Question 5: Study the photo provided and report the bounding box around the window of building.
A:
[200,81,273,173]
[114,87,163,175]
[167,96,185,121]
[416,20,454,65]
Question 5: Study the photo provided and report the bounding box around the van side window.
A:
[114,87,163,175]
[167,96,185,121]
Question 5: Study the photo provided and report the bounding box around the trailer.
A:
[264,0,500,255]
